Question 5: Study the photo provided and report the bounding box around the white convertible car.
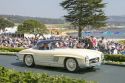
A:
[16,40,104,72]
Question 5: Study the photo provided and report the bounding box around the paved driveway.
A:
[0,55,125,83]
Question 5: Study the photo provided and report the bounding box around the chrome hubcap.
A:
[25,55,33,66]
[66,59,76,71]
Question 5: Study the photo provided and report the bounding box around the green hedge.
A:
[104,54,125,62]
[0,66,95,83]
[0,47,24,52]
[118,40,125,45]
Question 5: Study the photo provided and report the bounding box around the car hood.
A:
[54,48,102,59]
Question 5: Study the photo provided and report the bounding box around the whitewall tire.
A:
[24,55,35,67]
[65,58,79,72]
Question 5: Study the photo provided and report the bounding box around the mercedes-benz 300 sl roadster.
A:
[16,40,104,72]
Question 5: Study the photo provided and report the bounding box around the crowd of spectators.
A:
[0,35,125,54]
[0,35,38,48]
[50,36,125,54]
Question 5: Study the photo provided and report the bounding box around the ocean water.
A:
[68,28,125,39]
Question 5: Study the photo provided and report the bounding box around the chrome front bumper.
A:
[87,62,101,67]
[78,58,102,68]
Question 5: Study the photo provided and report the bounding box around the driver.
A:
[39,43,49,50]
[43,43,49,50]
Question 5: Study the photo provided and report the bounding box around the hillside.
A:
[0,15,65,24]
[1,15,125,25]
[107,16,125,25]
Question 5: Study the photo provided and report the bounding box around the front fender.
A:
[16,52,34,61]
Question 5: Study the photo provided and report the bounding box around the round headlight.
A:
[101,53,104,60]
[85,56,89,62]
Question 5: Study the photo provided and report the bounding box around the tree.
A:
[60,0,107,39]
[17,19,48,38]
[0,17,14,31]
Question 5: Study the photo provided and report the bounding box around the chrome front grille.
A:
[89,57,99,63]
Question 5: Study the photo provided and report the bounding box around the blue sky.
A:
[0,0,125,18]
[104,0,125,16]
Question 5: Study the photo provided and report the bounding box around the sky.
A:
[0,0,125,18]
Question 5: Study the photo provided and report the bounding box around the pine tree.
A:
[60,0,107,39]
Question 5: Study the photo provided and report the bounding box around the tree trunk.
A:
[78,26,82,40]
[41,34,46,40]
[34,34,37,39]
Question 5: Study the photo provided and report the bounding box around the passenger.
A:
[39,43,49,50]
[43,43,49,50]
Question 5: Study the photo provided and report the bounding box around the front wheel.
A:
[24,55,35,67]
[65,58,79,72]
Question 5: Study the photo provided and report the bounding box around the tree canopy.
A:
[17,19,48,35]
[60,0,107,38]
[0,17,14,31]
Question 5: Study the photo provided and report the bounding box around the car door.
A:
[33,43,54,66]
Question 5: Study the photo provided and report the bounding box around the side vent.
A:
[53,57,59,62]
